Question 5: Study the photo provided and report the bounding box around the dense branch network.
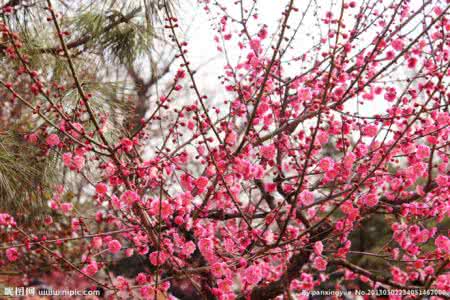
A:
[0,0,449,299]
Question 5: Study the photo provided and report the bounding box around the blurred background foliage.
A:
[0,130,57,223]
[0,0,176,220]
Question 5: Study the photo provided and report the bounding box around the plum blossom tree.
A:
[0,0,449,299]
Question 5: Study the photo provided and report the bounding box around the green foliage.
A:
[0,0,175,222]
[71,6,154,65]
[0,132,56,222]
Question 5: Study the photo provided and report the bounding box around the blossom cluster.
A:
[0,0,449,299]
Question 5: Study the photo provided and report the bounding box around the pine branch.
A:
[36,8,142,55]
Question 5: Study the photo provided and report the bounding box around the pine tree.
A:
[0,0,175,219]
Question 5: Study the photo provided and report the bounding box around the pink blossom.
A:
[180,174,193,191]
[140,285,154,298]
[149,251,168,266]
[384,88,397,101]
[175,69,186,79]
[120,138,134,152]
[436,112,449,126]
[343,153,356,168]
[258,27,268,39]
[27,133,38,144]
[300,273,314,290]
[198,238,214,251]
[416,229,431,244]
[197,145,205,156]
[313,241,323,256]
[363,193,378,207]
[44,215,53,225]
[70,122,83,137]
[108,240,122,254]
[211,262,226,278]
[6,247,18,262]
[136,273,147,285]
[181,241,196,257]
[435,235,450,254]
[391,267,408,285]
[260,144,276,160]
[160,201,174,219]
[225,130,237,145]
[111,195,123,209]
[362,124,377,137]
[115,276,128,290]
[62,152,72,167]
[125,248,134,257]
[180,192,193,206]
[72,155,85,171]
[317,130,329,145]
[416,144,430,160]
[61,202,73,213]
[195,176,209,190]
[71,218,80,231]
[434,274,450,291]
[313,257,327,271]
[407,57,417,69]
[436,175,449,187]
[46,134,60,147]
[62,153,84,171]
[318,157,334,171]
[174,215,184,225]
[84,261,98,276]
[91,237,103,249]
[392,38,404,51]
[360,275,370,283]
[249,39,261,52]
[217,279,233,293]
[243,265,262,285]
[198,238,214,261]
[95,183,108,194]
[120,190,139,206]
[299,190,315,206]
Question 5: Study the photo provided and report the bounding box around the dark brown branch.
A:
[239,222,332,300]
[127,56,175,129]
[332,258,422,290]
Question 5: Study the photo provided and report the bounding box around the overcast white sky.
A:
[164,0,431,118]
[161,0,329,116]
